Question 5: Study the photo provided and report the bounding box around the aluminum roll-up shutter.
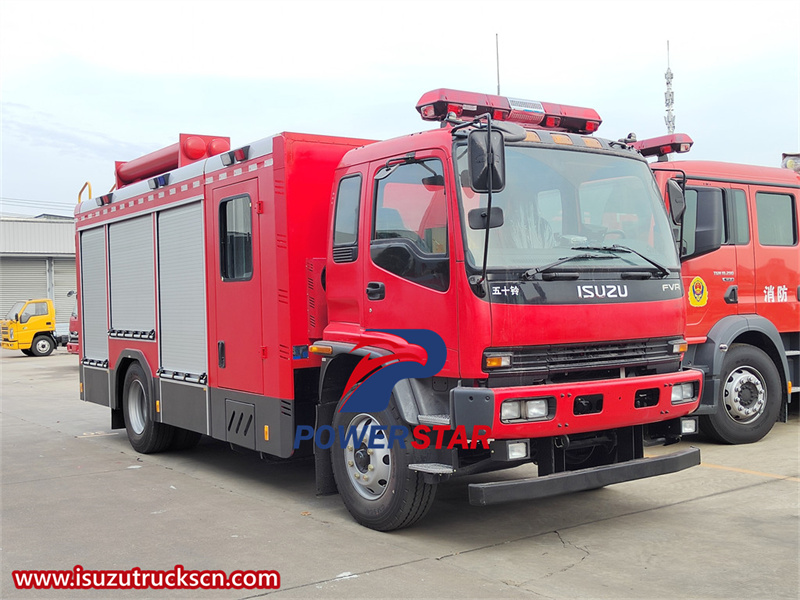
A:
[80,228,109,360]
[158,203,207,375]
[109,216,155,332]
[53,257,77,326]
[0,257,48,318]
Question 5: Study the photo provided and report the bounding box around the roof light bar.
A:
[416,88,602,134]
[633,133,694,158]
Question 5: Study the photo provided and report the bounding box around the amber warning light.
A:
[415,88,602,135]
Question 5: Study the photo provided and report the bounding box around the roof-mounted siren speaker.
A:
[114,134,231,189]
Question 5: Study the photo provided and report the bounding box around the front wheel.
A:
[700,344,782,444]
[122,363,174,453]
[331,399,436,531]
[31,335,55,357]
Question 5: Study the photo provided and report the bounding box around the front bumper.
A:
[451,369,703,438]
[2,340,20,350]
[469,446,700,505]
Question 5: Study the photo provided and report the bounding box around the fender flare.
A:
[112,349,157,413]
[316,342,421,425]
[687,314,789,409]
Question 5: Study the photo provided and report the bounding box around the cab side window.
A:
[756,192,797,246]
[371,159,449,291]
[332,175,362,263]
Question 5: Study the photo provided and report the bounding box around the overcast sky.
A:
[1,0,798,217]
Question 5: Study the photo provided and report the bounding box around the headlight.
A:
[500,397,554,423]
[671,382,696,404]
[8,329,13,340]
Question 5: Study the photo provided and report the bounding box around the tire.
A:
[122,363,174,453]
[700,344,782,444]
[21,349,34,357]
[170,428,202,451]
[331,398,437,531]
[31,335,55,357]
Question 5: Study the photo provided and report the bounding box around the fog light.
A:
[507,441,529,460]
[681,417,698,435]
[525,399,548,420]
[501,401,521,421]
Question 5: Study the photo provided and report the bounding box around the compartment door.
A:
[211,179,264,394]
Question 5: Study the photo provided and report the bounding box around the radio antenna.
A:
[496,34,501,95]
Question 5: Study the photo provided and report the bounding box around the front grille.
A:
[486,338,678,382]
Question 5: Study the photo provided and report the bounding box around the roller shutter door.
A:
[109,216,155,332]
[158,203,207,375]
[53,257,77,326]
[80,228,109,360]
[0,257,48,318]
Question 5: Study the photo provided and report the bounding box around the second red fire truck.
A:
[634,137,799,444]
[75,89,706,530]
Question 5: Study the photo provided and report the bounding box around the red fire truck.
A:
[634,136,799,444]
[75,89,705,531]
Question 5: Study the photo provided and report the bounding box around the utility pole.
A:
[664,41,675,134]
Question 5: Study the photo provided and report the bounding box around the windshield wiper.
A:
[574,244,671,278]
[521,253,616,280]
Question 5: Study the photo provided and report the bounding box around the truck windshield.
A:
[455,144,679,273]
[5,302,24,320]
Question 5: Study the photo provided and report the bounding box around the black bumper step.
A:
[469,447,700,506]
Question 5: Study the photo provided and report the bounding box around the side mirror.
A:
[468,207,504,230]
[468,129,506,193]
[667,179,686,224]
[13,313,19,322]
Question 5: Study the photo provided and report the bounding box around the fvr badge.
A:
[688,276,708,307]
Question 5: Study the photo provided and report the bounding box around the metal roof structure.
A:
[0,217,75,257]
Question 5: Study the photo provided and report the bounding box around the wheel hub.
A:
[342,414,392,500]
[723,367,766,424]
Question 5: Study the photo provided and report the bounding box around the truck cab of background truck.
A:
[311,89,704,527]
[638,135,799,445]
[1,298,59,356]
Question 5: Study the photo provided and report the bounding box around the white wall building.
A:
[1,216,76,329]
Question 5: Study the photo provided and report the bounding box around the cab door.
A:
[19,300,52,344]
[680,183,732,339]
[211,179,264,394]
[751,187,799,331]
[361,151,459,374]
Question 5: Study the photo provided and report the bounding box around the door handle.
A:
[724,285,738,305]
[218,341,226,368]
[366,281,386,300]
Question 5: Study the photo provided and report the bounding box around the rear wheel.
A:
[122,363,174,453]
[331,398,436,531]
[31,335,55,357]
[700,344,782,444]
